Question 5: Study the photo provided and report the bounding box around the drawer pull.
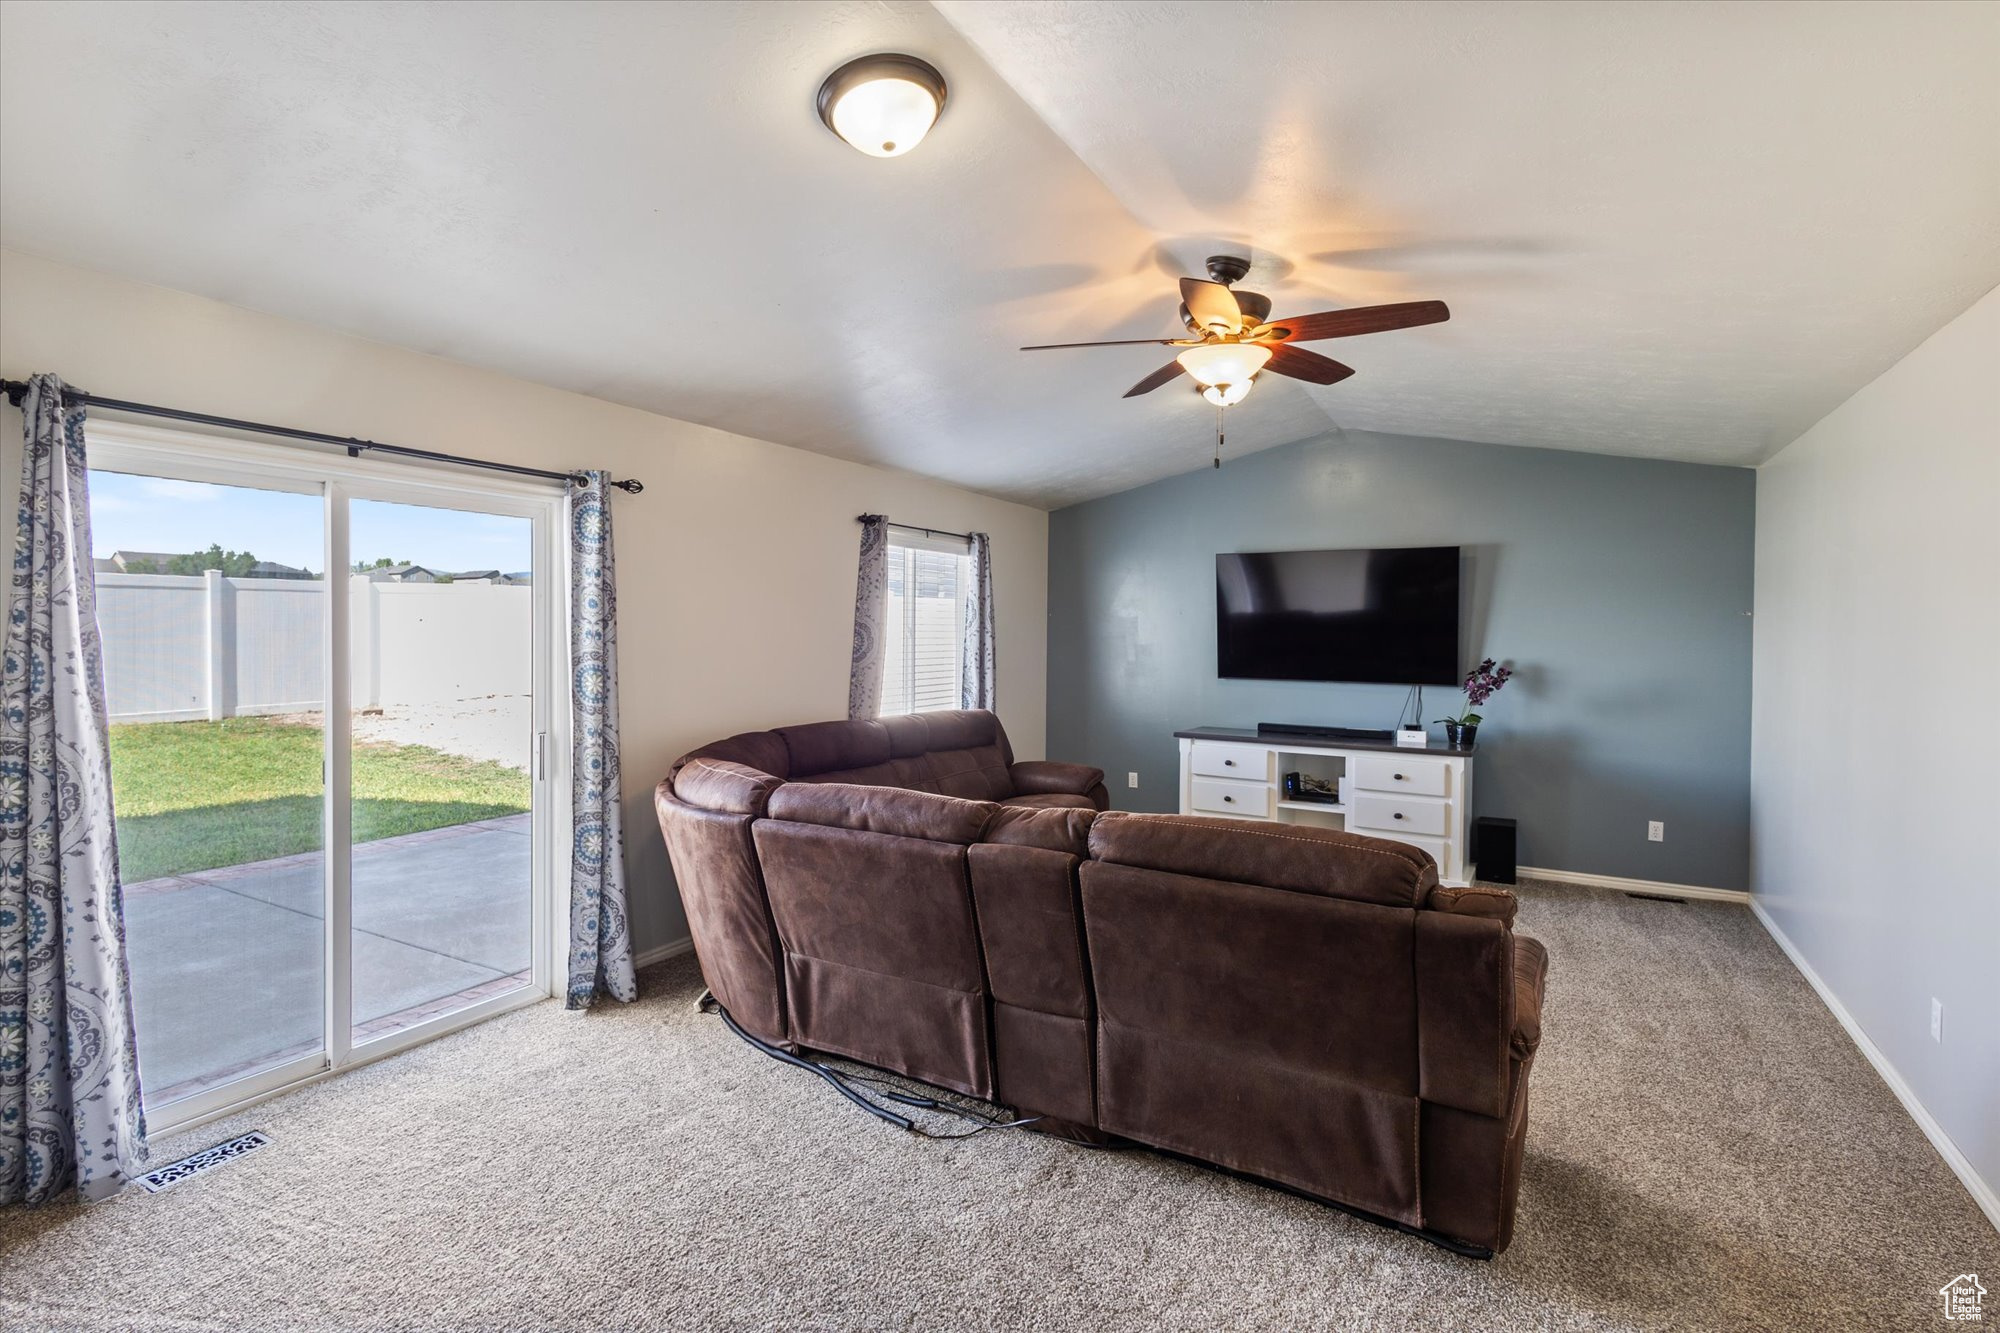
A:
[1224,759,1235,766]
[1393,812,1405,820]
[1394,773,1407,781]
[1223,795,1235,803]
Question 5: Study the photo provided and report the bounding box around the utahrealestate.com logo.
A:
[1940,1274,1987,1322]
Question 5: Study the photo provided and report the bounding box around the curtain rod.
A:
[1,378,643,494]
[858,513,971,542]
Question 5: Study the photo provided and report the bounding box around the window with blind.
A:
[880,527,970,716]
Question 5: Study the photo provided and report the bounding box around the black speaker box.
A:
[1473,816,1517,885]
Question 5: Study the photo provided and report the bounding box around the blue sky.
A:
[88,471,533,574]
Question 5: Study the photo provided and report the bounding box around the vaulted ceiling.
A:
[2,1,1996,507]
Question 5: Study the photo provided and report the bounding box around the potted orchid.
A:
[1436,658,1512,749]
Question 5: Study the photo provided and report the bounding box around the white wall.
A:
[0,249,1050,959]
[1752,284,2000,1216]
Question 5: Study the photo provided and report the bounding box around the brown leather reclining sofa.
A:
[654,709,1548,1255]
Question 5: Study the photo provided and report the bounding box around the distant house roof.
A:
[449,569,503,582]
[109,549,180,572]
[106,550,312,579]
[366,563,439,582]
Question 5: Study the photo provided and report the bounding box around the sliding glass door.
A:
[97,472,331,1106]
[89,425,559,1128]
[346,497,537,1047]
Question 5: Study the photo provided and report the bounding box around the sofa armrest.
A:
[1010,760,1107,799]
[765,782,995,845]
[1427,884,1519,929]
[674,758,782,817]
[1512,934,1548,1059]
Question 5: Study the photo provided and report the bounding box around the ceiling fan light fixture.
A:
[1200,380,1256,408]
[817,53,947,158]
[1176,341,1272,393]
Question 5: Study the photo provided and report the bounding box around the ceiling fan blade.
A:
[1263,345,1356,386]
[1122,361,1188,398]
[1020,337,1186,351]
[1260,300,1450,343]
[1179,277,1243,334]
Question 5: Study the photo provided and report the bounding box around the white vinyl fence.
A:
[96,573,531,722]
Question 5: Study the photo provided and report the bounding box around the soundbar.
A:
[1256,722,1397,742]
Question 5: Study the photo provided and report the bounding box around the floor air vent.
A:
[138,1131,269,1192]
[1624,892,1688,904]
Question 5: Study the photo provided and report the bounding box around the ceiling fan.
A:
[1021,255,1449,408]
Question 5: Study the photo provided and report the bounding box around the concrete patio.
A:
[123,814,534,1105]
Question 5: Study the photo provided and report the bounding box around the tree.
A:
[352,556,405,573]
[164,545,262,577]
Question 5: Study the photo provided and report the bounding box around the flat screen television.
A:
[1216,545,1460,685]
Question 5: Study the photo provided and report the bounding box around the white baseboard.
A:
[632,936,695,969]
[1747,899,1999,1233]
[1513,864,1750,904]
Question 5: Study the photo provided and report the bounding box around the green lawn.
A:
[110,717,531,883]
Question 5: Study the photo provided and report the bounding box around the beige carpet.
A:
[3,880,1994,1331]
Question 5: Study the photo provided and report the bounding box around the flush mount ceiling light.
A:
[817,53,947,158]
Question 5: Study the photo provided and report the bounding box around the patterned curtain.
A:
[847,514,888,719]
[1,374,147,1204]
[563,472,636,1010]
[960,532,995,711]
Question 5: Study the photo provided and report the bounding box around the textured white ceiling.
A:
[936,0,2000,475]
[2,2,1996,507]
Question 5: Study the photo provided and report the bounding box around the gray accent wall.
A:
[1047,428,1755,889]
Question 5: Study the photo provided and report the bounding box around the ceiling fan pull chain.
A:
[1214,404,1224,468]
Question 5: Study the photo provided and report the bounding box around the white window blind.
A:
[880,527,970,716]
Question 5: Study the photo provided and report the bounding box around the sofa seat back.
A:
[751,783,1001,1098]
[1081,814,1431,1227]
[967,806,1100,1130]
[777,711,1017,802]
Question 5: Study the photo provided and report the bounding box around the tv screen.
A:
[1216,546,1461,685]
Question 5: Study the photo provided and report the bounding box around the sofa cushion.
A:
[795,756,939,791]
[1000,792,1099,812]
[926,744,1015,801]
[778,718,892,778]
[1008,759,1107,798]
[765,781,996,846]
[914,709,1003,754]
[983,804,1096,855]
[1087,811,1438,909]
[673,758,783,816]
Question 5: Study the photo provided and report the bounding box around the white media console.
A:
[1175,727,1475,887]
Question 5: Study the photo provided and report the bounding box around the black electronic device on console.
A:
[1257,722,1397,742]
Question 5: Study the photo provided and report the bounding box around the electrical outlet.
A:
[1127,771,1139,789]
[1647,821,1664,842]
[1931,998,1943,1043]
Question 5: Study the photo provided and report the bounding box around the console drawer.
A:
[1189,777,1270,818]
[1353,755,1450,798]
[1372,830,1449,869]
[1190,741,1270,781]
[1352,793,1450,838]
